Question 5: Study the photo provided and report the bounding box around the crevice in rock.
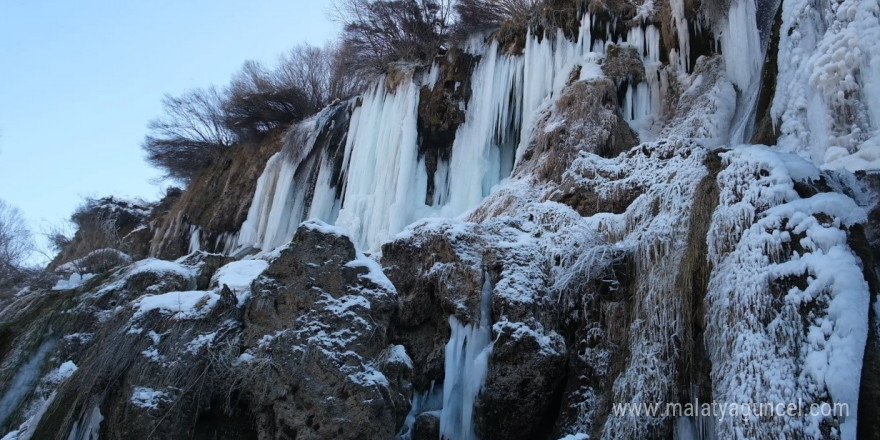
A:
[750,2,783,145]
[417,49,478,206]
[672,152,723,435]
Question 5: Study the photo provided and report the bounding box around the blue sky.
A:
[0,0,337,257]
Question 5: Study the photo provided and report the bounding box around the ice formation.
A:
[773,0,880,171]
[232,10,673,254]
[705,147,869,439]
[439,272,494,440]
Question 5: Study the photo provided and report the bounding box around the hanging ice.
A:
[439,272,493,440]
[234,105,349,252]
[723,0,778,145]
[234,11,669,254]
[439,39,523,217]
[335,71,424,250]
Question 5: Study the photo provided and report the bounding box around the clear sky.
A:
[0,0,338,257]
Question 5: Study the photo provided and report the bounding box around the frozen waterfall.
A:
[231,11,671,255]
[439,271,494,440]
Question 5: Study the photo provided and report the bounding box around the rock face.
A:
[240,222,407,440]
[1,223,410,440]
[48,196,156,271]
[148,129,284,259]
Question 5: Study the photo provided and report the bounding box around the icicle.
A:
[669,0,691,73]
[0,339,58,428]
[335,73,424,250]
[187,226,200,254]
[516,14,599,165]
[396,382,444,440]
[66,406,102,440]
[442,40,523,216]
[439,272,493,440]
[234,105,349,253]
[724,0,776,145]
[234,11,670,254]
[720,0,763,91]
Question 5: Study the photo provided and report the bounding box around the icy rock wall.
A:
[705,147,869,439]
[233,10,673,254]
[772,0,880,171]
[564,142,711,438]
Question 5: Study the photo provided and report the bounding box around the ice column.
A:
[441,39,523,217]
[723,0,771,144]
[439,272,493,440]
[335,74,423,251]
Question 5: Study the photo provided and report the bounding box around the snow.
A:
[211,259,269,305]
[348,366,389,387]
[63,333,93,344]
[578,61,604,81]
[386,345,413,369]
[133,290,220,320]
[773,0,880,171]
[493,320,564,357]
[345,252,397,294]
[300,219,350,237]
[127,258,195,279]
[45,361,78,384]
[130,387,171,410]
[141,348,162,362]
[184,332,216,354]
[705,146,869,439]
[52,273,95,291]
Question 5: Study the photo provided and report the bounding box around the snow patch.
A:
[52,273,95,291]
[133,291,220,320]
[130,387,172,410]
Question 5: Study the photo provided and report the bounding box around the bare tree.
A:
[224,59,314,139]
[454,0,542,33]
[332,0,454,77]
[0,200,33,277]
[70,201,122,254]
[278,43,368,106]
[278,45,335,111]
[143,86,236,183]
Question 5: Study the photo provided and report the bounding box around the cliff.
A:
[3,0,880,439]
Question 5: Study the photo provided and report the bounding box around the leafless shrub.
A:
[223,60,313,139]
[46,224,73,255]
[142,40,371,183]
[332,0,454,77]
[67,249,132,275]
[454,0,542,33]
[278,44,362,110]
[70,201,123,253]
[0,200,33,285]
[143,87,236,184]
